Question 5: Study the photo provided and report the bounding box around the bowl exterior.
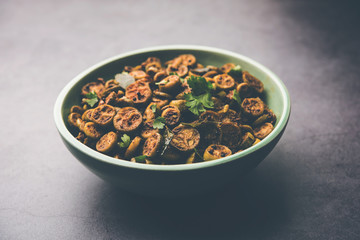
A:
[58,125,287,196]
[55,45,291,196]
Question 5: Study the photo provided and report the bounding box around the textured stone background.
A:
[1,0,359,239]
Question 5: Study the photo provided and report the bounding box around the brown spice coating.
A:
[220,63,236,73]
[220,122,241,151]
[263,108,277,125]
[129,70,148,80]
[141,120,160,138]
[104,91,117,105]
[68,112,81,127]
[145,62,162,72]
[242,71,264,94]
[203,144,232,161]
[241,97,265,118]
[166,64,188,77]
[214,74,235,90]
[91,104,116,126]
[199,110,220,122]
[113,107,142,132]
[141,57,161,68]
[143,103,156,121]
[180,54,196,66]
[153,70,168,82]
[158,75,182,93]
[203,70,219,78]
[197,122,221,149]
[83,122,103,139]
[254,122,274,139]
[125,81,152,104]
[219,109,241,126]
[153,89,173,99]
[152,97,169,109]
[124,136,142,159]
[101,80,121,98]
[161,105,181,127]
[143,133,163,157]
[81,81,104,96]
[96,131,117,153]
[236,82,253,99]
[239,132,255,149]
[70,105,84,114]
[171,125,200,151]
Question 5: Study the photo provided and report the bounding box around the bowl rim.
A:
[54,45,290,172]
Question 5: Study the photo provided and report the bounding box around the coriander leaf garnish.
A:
[84,91,98,107]
[186,75,213,95]
[184,93,206,115]
[118,134,131,148]
[150,104,157,113]
[169,72,178,76]
[184,76,214,115]
[232,89,242,106]
[228,65,242,79]
[196,93,214,109]
[153,116,166,129]
[134,155,147,163]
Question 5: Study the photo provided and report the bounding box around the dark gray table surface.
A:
[1,0,359,239]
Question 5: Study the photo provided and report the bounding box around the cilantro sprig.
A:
[153,116,166,129]
[118,134,131,148]
[184,76,214,115]
[150,104,157,113]
[84,91,98,107]
[232,89,242,106]
[133,155,147,163]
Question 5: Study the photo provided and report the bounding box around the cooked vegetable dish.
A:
[67,54,276,164]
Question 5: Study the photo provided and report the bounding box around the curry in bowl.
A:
[66,54,276,165]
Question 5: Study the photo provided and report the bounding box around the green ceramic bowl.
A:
[54,45,290,196]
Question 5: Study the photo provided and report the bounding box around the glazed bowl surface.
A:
[54,45,291,196]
